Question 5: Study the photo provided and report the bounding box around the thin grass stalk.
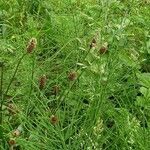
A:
[55,47,95,113]
[0,62,4,146]
[5,54,26,96]
[0,62,4,125]
[29,53,36,97]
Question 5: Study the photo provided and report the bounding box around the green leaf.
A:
[137,73,150,88]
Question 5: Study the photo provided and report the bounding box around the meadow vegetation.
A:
[0,0,150,149]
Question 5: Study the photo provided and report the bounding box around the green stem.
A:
[0,62,4,123]
[29,53,35,97]
[0,61,4,143]
[55,48,92,113]
[26,54,36,116]
[5,53,26,96]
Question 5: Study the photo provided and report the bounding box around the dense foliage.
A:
[0,0,150,149]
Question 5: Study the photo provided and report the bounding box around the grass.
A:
[0,0,150,149]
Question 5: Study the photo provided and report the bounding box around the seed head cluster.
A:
[50,115,58,125]
[68,71,77,81]
[99,42,108,54]
[8,139,16,145]
[39,75,47,90]
[13,129,21,137]
[27,38,37,53]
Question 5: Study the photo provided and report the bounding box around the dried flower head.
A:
[26,38,37,53]
[8,139,16,145]
[39,75,47,90]
[13,129,21,137]
[99,42,108,54]
[99,46,107,54]
[90,38,96,49]
[50,115,58,125]
[52,85,60,95]
[68,71,77,81]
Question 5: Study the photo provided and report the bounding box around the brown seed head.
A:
[39,75,47,90]
[27,38,37,53]
[8,139,16,145]
[99,42,108,54]
[99,46,107,54]
[50,115,58,125]
[68,71,77,81]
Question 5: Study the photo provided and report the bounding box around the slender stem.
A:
[0,62,4,142]
[0,62,4,123]
[5,54,26,96]
[26,53,36,116]
[29,53,35,97]
[55,48,92,113]
[27,79,43,116]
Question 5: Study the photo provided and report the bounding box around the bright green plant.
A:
[0,0,150,149]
